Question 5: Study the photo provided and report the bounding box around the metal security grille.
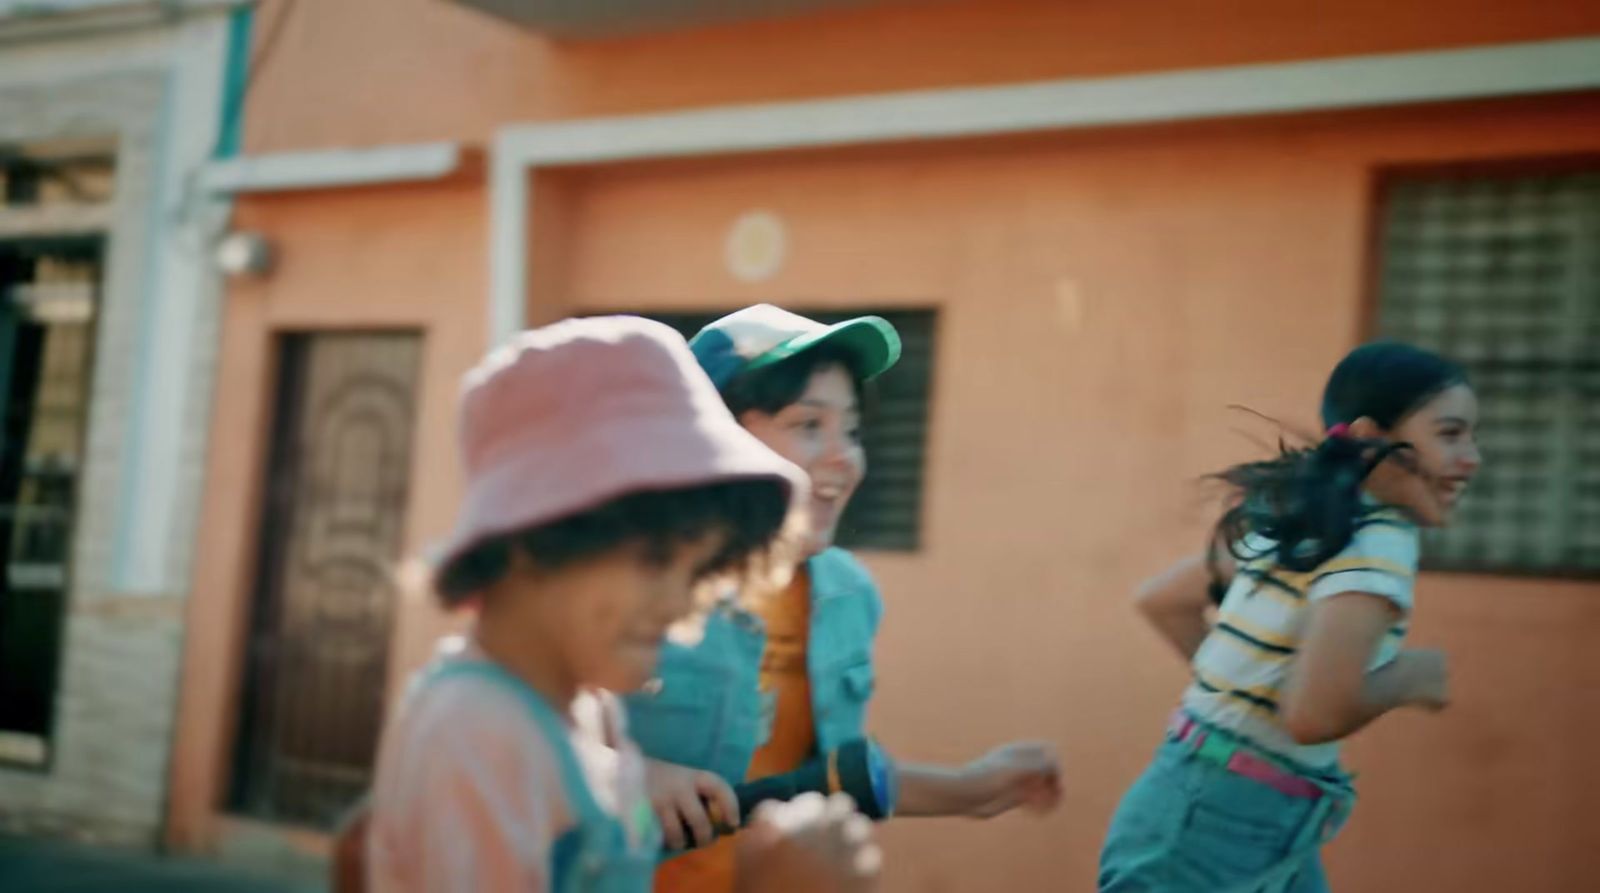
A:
[637,308,937,552]
[1374,164,1600,575]
[229,332,422,828]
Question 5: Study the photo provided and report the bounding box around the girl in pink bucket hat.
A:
[363,317,881,893]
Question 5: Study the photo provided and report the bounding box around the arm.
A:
[893,742,1061,819]
[1134,550,1233,662]
[843,557,1058,821]
[1280,592,1449,745]
[330,795,371,893]
[894,764,975,817]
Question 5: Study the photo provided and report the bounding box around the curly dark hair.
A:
[436,479,792,606]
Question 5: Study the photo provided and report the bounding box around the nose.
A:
[1460,439,1483,475]
[818,429,863,476]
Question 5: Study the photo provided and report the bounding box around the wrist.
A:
[1392,653,1434,705]
[953,762,995,815]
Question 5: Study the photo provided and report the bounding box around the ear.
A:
[1347,416,1383,439]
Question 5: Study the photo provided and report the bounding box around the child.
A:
[638,305,1062,892]
[1099,342,1481,892]
[365,317,880,892]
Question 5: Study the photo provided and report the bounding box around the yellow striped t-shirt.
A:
[1180,507,1419,768]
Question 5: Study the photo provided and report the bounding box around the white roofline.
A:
[499,37,1600,166]
[200,141,469,194]
[486,36,1600,347]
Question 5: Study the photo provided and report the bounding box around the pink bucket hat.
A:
[435,316,807,581]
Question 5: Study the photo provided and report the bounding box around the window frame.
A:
[1364,154,1600,580]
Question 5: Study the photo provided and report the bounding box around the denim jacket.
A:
[622,547,883,784]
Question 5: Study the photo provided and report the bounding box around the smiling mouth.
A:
[812,481,849,515]
[1437,477,1471,505]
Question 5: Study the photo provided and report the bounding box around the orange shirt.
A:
[654,571,815,893]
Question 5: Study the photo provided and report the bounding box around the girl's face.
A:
[519,534,726,693]
[738,363,865,556]
[1362,384,1483,527]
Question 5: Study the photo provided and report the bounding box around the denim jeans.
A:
[1099,738,1350,892]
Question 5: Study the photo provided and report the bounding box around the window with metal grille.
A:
[629,308,937,552]
[0,236,102,769]
[1373,163,1600,575]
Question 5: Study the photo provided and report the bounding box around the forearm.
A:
[892,762,978,818]
[1286,652,1426,744]
[1134,553,1226,663]
[1353,654,1428,725]
[1142,607,1211,662]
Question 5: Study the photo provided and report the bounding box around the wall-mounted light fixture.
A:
[213,230,273,278]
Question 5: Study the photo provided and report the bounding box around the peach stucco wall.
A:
[168,0,1600,888]
[532,97,1600,891]
[237,0,1600,153]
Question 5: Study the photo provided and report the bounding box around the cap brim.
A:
[742,316,902,381]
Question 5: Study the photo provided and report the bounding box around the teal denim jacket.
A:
[622,547,883,785]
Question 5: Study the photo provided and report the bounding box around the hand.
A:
[734,792,881,893]
[1399,649,1450,712]
[960,741,1063,819]
[644,758,739,851]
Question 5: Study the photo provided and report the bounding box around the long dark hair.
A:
[1209,342,1467,584]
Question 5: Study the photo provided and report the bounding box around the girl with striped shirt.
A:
[1099,342,1482,892]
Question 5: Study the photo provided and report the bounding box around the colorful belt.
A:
[1168,711,1324,800]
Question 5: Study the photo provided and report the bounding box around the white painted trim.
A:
[500,37,1600,165]
[114,13,232,595]
[0,24,225,601]
[200,142,469,194]
[489,36,1600,344]
[488,149,529,347]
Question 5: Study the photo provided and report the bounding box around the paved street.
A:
[0,835,322,893]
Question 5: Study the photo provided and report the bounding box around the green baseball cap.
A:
[688,304,902,391]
